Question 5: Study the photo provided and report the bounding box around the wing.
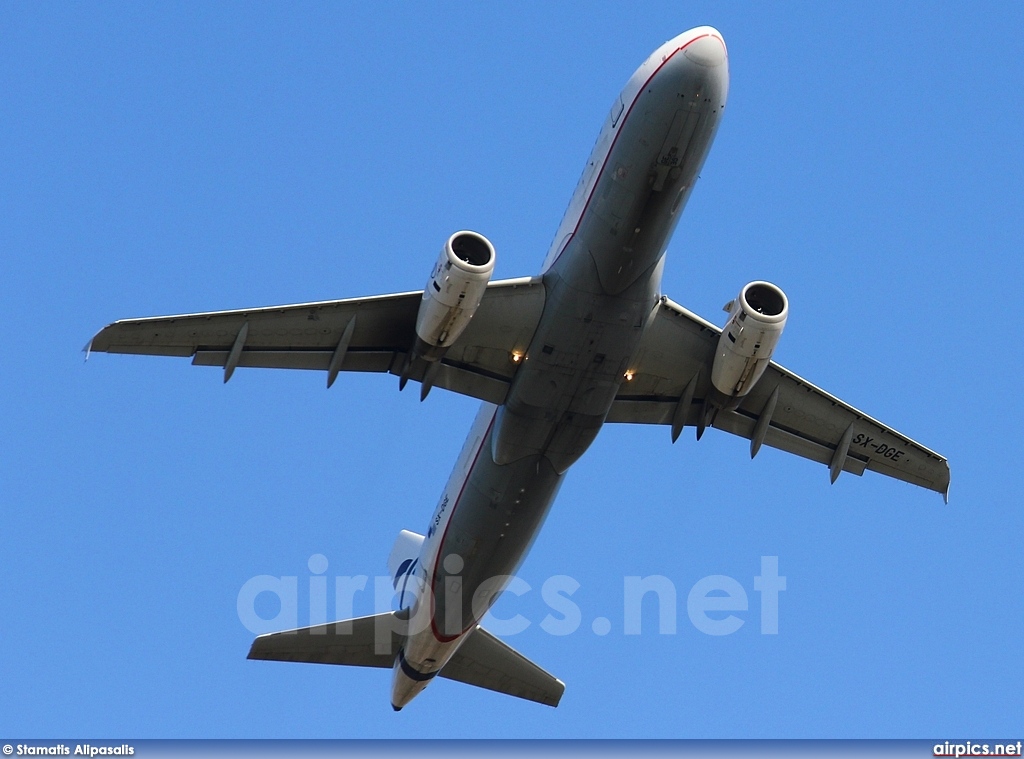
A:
[88,277,545,405]
[609,296,950,500]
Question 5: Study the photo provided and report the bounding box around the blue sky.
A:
[2,1,1022,739]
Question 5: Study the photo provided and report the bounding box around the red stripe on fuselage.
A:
[424,32,724,644]
[545,32,720,271]
[429,409,498,643]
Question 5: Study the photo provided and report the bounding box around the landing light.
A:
[511,351,524,364]
[624,370,634,381]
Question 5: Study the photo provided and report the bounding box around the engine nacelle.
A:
[710,281,788,400]
[414,231,496,357]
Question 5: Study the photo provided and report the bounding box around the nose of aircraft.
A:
[683,29,727,68]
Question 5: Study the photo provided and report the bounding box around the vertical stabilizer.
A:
[387,530,425,610]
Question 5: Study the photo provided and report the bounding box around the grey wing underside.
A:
[88,277,545,406]
[89,280,949,498]
[610,296,951,500]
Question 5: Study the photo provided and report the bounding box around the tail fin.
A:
[387,529,424,579]
[249,528,563,707]
[387,530,425,609]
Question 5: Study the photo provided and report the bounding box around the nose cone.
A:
[683,29,727,68]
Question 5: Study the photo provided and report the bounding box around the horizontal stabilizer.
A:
[247,610,404,668]
[441,626,565,707]
[248,614,564,707]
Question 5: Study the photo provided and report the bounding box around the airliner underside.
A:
[89,27,950,710]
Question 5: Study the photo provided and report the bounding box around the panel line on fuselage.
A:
[397,26,728,704]
[428,407,498,644]
[542,32,718,274]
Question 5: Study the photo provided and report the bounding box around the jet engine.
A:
[710,281,788,402]
[391,226,495,381]
[414,230,496,358]
[401,231,495,396]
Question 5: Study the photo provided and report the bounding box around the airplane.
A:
[88,26,950,710]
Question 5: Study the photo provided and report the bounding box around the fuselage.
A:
[391,26,729,709]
